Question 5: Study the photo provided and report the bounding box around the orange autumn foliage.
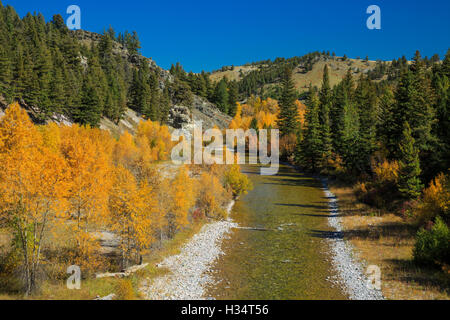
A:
[0,103,239,293]
[196,172,229,220]
[59,124,113,270]
[0,103,70,294]
[230,97,304,130]
[109,166,157,267]
[416,173,450,225]
[136,120,173,161]
[168,166,196,236]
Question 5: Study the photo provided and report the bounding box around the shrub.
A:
[354,160,401,210]
[279,133,297,161]
[415,173,450,225]
[223,164,253,198]
[115,278,136,300]
[196,172,229,220]
[413,216,450,266]
[373,160,399,185]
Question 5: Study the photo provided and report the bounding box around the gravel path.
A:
[321,179,384,300]
[141,201,237,300]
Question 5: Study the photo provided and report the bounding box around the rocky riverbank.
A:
[140,201,237,300]
[321,179,384,300]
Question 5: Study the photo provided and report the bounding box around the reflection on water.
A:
[207,164,347,300]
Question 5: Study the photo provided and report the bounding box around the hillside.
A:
[0,6,231,132]
[210,55,383,95]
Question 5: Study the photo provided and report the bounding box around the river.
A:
[206,163,347,300]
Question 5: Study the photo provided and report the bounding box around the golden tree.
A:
[196,172,230,220]
[224,164,253,198]
[59,124,112,271]
[167,166,196,237]
[109,166,157,268]
[0,103,69,295]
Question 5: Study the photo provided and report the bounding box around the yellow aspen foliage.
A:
[196,172,230,220]
[113,131,139,169]
[136,120,173,161]
[229,110,242,130]
[38,122,62,154]
[0,103,70,295]
[59,124,112,271]
[109,166,157,267]
[153,176,171,244]
[373,160,399,184]
[224,164,253,198]
[416,173,450,224]
[295,100,307,128]
[255,111,278,129]
[168,166,196,236]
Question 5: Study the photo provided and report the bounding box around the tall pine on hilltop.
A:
[277,66,299,137]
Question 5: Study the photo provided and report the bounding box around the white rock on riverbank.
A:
[321,179,384,300]
[141,201,237,300]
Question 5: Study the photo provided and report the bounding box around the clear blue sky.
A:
[4,0,450,72]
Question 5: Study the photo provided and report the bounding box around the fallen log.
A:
[95,263,148,279]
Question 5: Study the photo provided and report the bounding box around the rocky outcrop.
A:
[191,96,232,129]
[168,105,192,129]
[167,96,232,130]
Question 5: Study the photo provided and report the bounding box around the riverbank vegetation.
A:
[228,49,450,298]
[0,103,251,298]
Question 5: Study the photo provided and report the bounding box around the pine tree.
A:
[159,85,171,123]
[318,65,333,162]
[340,96,363,175]
[331,70,354,150]
[377,84,396,152]
[227,81,239,116]
[354,76,378,173]
[0,44,12,99]
[298,89,322,172]
[214,79,229,114]
[398,122,423,199]
[75,79,102,127]
[410,50,436,155]
[277,67,299,137]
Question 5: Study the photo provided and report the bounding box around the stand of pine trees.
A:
[295,50,449,200]
[0,3,175,126]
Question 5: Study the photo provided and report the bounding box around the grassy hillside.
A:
[210,56,383,94]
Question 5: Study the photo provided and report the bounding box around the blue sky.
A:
[4,0,450,72]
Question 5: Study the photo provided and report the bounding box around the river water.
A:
[207,163,347,300]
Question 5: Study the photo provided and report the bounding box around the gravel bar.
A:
[321,179,385,300]
[141,201,237,300]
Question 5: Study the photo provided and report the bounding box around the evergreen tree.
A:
[331,70,354,150]
[227,80,239,116]
[318,65,333,162]
[377,84,396,152]
[0,44,12,99]
[298,89,322,172]
[398,122,423,199]
[75,79,102,126]
[354,76,378,173]
[214,78,229,114]
[277,67,299,137]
